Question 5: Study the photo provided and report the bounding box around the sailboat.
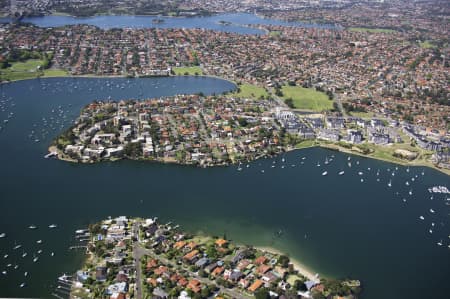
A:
[388,180,392,187]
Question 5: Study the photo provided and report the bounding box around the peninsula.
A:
[68,216,361,299]
[51,95,292,166]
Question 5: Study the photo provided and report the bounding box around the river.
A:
[0,77,449,299]
[0,13,337,34]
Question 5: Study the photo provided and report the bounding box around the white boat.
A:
[48,224,57,229]
[1,271,6,275]
[24,272,28,277]
[338,171,345,175]
[360,179,364,182]
[22,252,27,258]
[388,180,392,187]
[0,233,5,238]
[347,157,351,161]
[429,229,433,234]
[430,209,435,213]
[51,252,55,257]
[419,216,424,220]
[358,171,363,176]
[408,190,413,195]
[237,167,242,171]
[33,256,38,263]
[437,240,443,246]
[36,240,42,244]
[28,225,37,229]
[261,170,265,173]
[281,158,285,162]
[406,167,410,172]
[13,244,22,250]
[3,254,7,259]
[324,157,329,165]
[37,249,42,254]
[316,162,320,167]
[20,283,25,288]
[431,222,435,227]
[405,181,409,186]
[348,162,352,168]
[322,171,328,176]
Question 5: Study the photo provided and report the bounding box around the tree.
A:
[254,288,270,299]
[278,255,290,268]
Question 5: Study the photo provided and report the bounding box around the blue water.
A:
[0,13,337,34]
[0,77,449,299]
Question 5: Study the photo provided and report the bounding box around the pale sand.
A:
[255,246,320,283]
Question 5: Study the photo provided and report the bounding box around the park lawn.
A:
[295,139,318,149]
[348,111,374,118]
[281,86,333,111]
[232,83,269,99]
[419,41,437,49]
[348,27,395,33]
[172,66,203,76]
[0,59,68,82]
[42,69,69,77]
[269,30,282,37]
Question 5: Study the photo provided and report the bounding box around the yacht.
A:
[360,179,364,182]
[1,271,6,275]
[430,209,435,213]
[316,162,320,167]
[3,254,8,259]
[24,272,28,277]
[419,216,424,220]
[387,180,392,187]
[13,244,22,250]
[408,189,413,195]
[324,157,329,165]
[322,171,328,176]
[51,252,55,257]
[22,252,27,258]
[28,225,37,229]
[338,171,345,175]
[36,240,42,244]
[33,255,38,263]
[406,167,410,173]
[358,171,363,176]
[429,229,433,234]
[48,224,57,229]
[437,240,443,246]
[405,181,409,186]
[0,233,5,238]
[347,162,352,168]
[37,249,42,254]
[20,283,26,288]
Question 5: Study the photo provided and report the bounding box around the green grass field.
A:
[0,59,68,82]
[281,86,333,111]
[232,83,269,99]
[172,66,203,76]
[419,41,437,49]
[348,27,395,33]
[269,30,282,37]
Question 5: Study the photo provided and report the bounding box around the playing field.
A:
[281,86,333,111]
[232,83,269,99]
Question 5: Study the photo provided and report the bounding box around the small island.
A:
[50,95,296,166]
[69,216,361,299]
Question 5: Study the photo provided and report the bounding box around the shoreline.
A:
[255,245,320,283]
[314,143,450,176]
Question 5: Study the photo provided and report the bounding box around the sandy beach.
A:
[255,246,320,283]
